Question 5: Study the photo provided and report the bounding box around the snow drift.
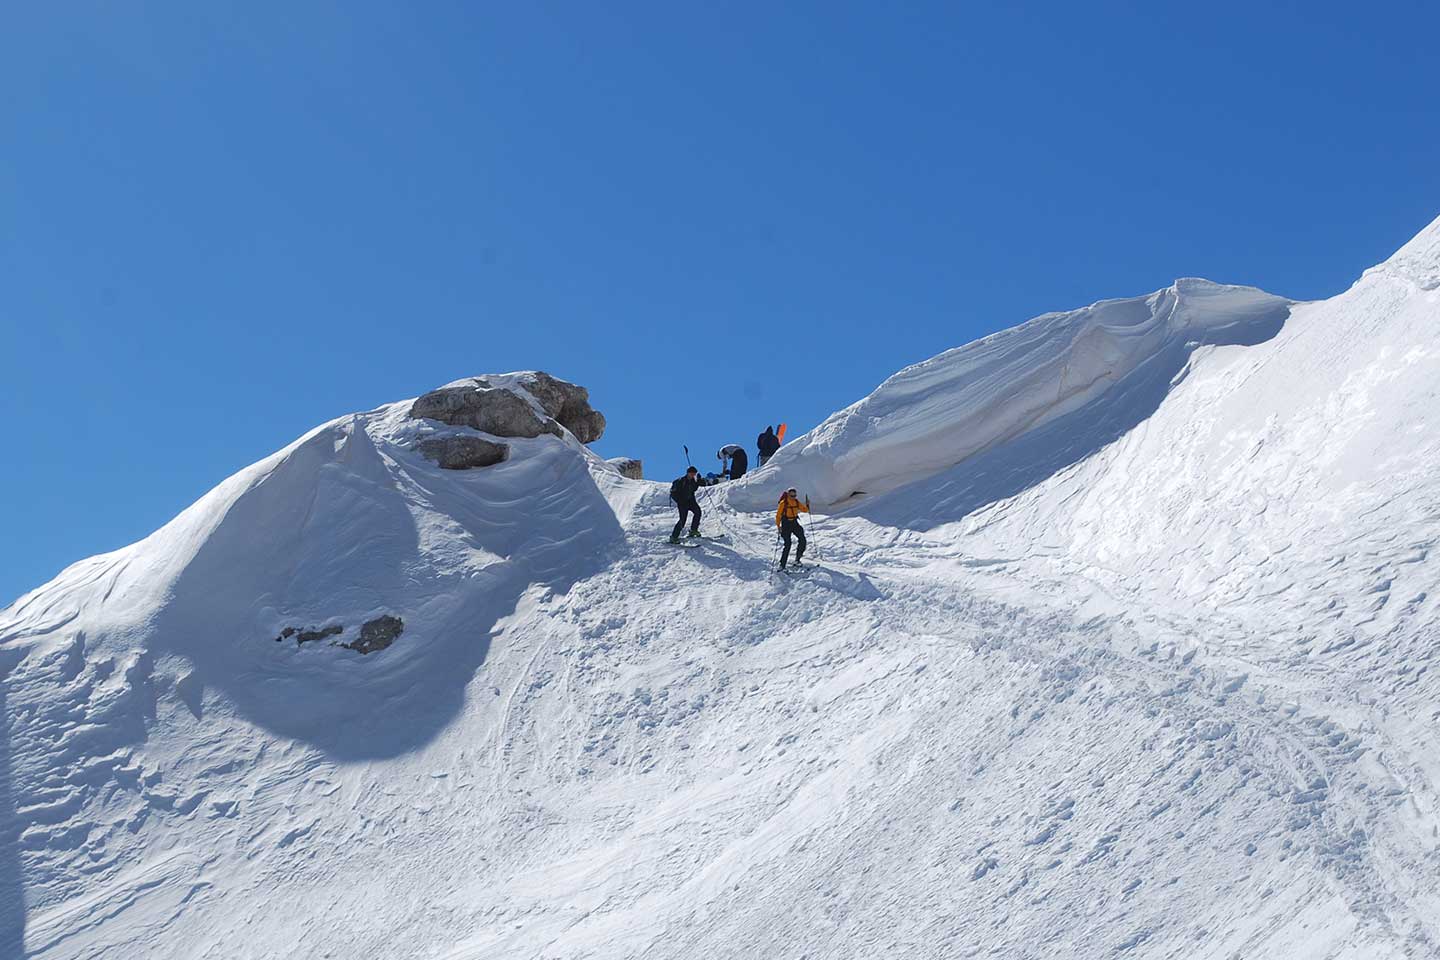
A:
[729,278,1290,509]
[3,216,1439,960]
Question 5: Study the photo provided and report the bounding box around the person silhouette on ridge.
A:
[757,426,780,466]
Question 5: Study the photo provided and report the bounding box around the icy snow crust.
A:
[2,215,1439,959]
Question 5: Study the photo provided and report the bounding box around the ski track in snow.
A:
[2,216,1440,959]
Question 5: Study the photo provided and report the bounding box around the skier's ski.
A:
[661,539,701,548]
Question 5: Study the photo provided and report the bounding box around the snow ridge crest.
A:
[730,277,1291,508]
[1364,212,1440,291]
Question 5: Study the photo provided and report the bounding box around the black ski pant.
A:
[672,497,701,539]
[779,517,806,566]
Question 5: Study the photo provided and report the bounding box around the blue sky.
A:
[2,1,1437,603]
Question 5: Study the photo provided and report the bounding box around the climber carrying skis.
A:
[669,467,704,543]
[775,487,810,569]
[757,426,780,466]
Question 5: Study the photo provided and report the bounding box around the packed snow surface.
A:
[3,215,1440,959]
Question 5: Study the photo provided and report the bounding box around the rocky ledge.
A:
[418,436,509,470]
[408,372,605,444]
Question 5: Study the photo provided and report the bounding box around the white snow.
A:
[2,213,1438,959]
[727,278,1291,509]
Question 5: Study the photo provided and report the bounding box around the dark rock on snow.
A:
[408,382,562,439]
[343,616,405,655]
[517,372,607,443]
[274,624,344,646]
[407,372,605,444]
[271,616,404,654]
[418,436,509,470]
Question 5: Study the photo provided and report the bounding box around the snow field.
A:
[2,213,1439,958]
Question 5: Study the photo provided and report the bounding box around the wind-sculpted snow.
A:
[730,278,1291,509]
[0,378,631,956]
[1366,211,1440,291]
[3,218,1440,959]
[1,396,627,757]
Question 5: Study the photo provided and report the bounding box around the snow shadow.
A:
[141,424,625,761]
[805,566,886,601]
[677,540,779,585]
[0,649,24,956]
[674,536,885,601]
[848,305,1291,531]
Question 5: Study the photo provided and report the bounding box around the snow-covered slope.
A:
[3,216,1439,960]
[729,278,1291,509]
[2,391,625,756]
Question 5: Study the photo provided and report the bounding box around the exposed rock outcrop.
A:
[343,616,404,655]
[407,372,605,444]
[269,616,404,654]
[408,381,562,439]
[608,457,643,480]
[518,372,607,443]
[418,436,509,470]
[274,624,343,646]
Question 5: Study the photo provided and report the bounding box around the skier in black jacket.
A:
[757,426,780,466]
[669,467,704,543]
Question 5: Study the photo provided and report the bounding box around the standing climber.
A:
[775,486,810,569]
[718,443,748,480]
[669,467,704,543]
[757,425,780,466]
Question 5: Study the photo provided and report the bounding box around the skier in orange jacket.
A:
[775,487,810,569]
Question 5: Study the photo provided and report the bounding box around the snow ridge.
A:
[731,278,1290,509]
[1364,211,1440,291]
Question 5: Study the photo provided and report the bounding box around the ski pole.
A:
[807,496,818,561]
